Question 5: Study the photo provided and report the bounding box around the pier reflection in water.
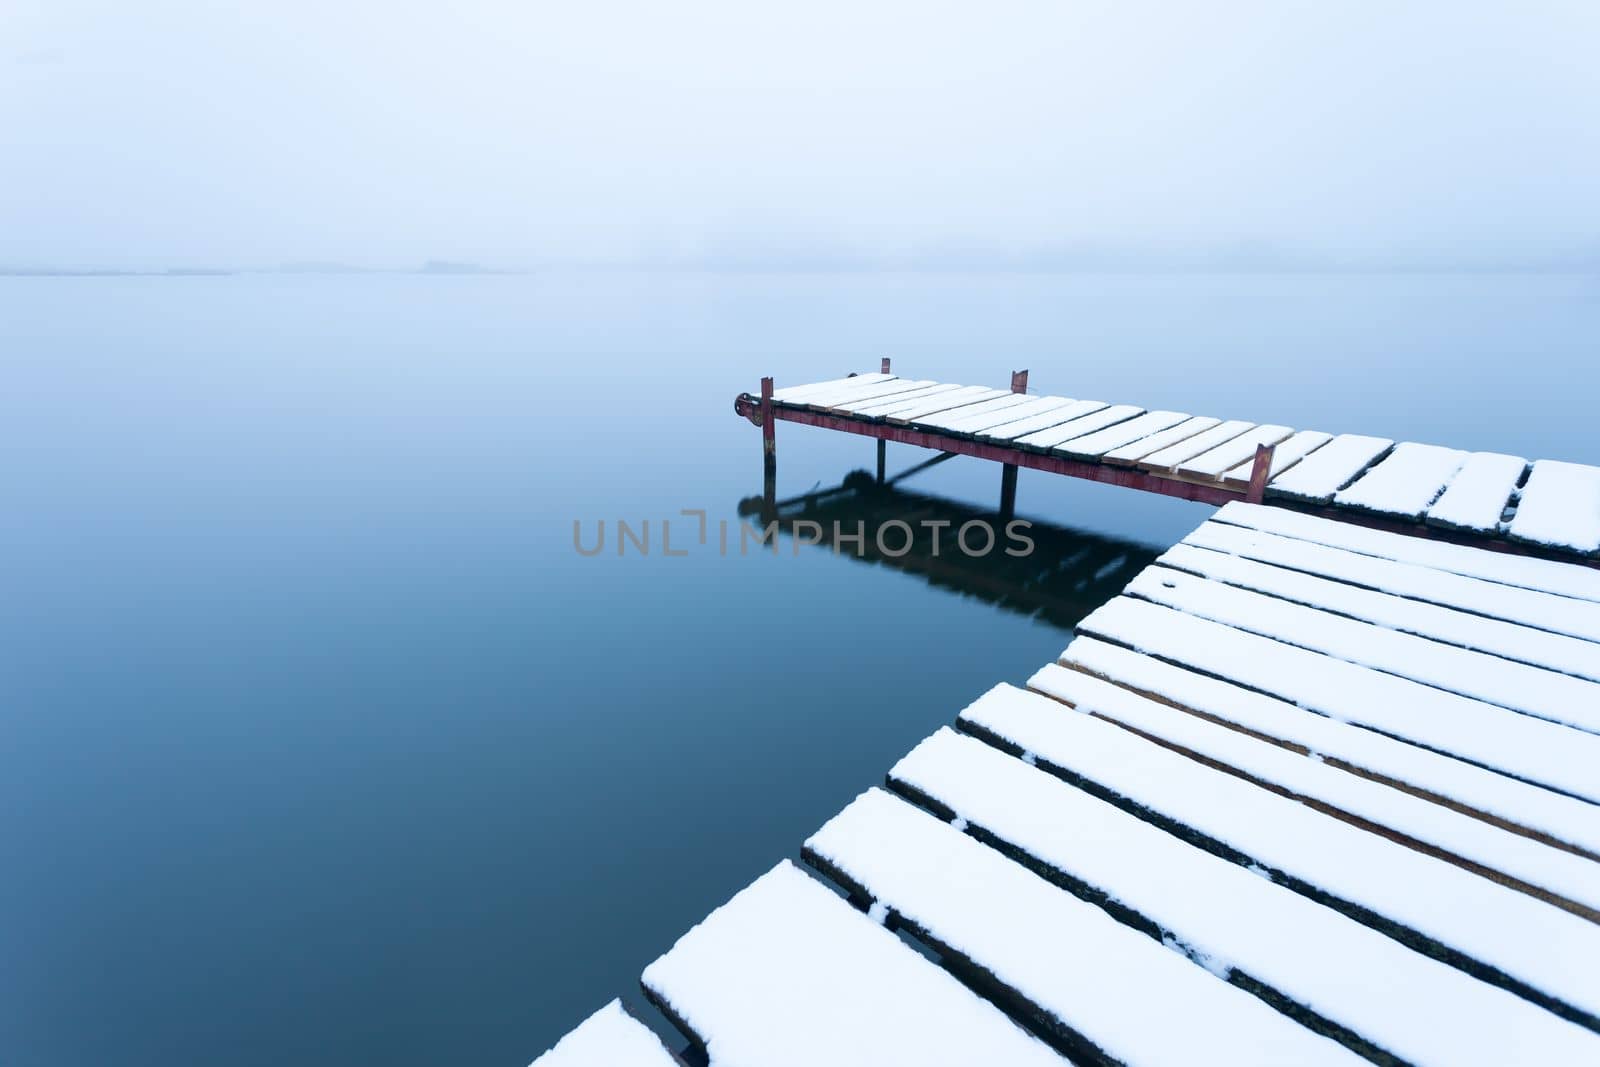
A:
[739,466,1162,631]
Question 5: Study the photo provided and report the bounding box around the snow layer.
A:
[1028,662,1600,914]
[864,386,1005,420]
[1221,429,1333,486]
[532,1000,679,1067]
[911,391,1033,430]
[640,860,1062,1067]
[890,723,1600,1064]
[835,382,964,414]
[1509,460,1600,554]
[1074,596,1600,801]
[1215,501,1600,604]
[933,395,1078,434]
[805,788,1358,1066]
[954,686,1600,1024]
[1184,521,1600,655]
[1061,635,1600,856]
[1334,442,1468,518]
[1049,409,1189,458]
[1266,434,1393,501]
[979,398,1107,441]
[770,373,894,403]
[1177,424,1293,479]
[1016,404,1143,451]
[1101,415,1220,464]
[1164,540,1600,682]
[1126,564,1600,733]
[801,378,939,411]
[1425,452,1527,532]
[1137,419,1253,471]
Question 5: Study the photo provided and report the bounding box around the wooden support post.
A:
[881,357,892,374]
[1000,369,1028,516]
[876,439,887,484]
[1246,442,1276,504]
[761,376,776,508]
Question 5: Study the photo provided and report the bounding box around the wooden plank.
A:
[911,392,1036,430]
[533,1000,681,1067]
[1050,410,1190,460]
[804,788,1359,1066]
[1100,415,1220,466]
[977,399,1107,442]
[954,686,1600,1029]
[870,386,1010,422]
[1334,442,1468,520]
[891,724,1600,1063]
[1126,565,1600,734]
[1030,663,1600,917]
[855,384,996,418]
[770,373,893,403]
[1266,434,1393,502]
[1176,425,1295,481]
[798,377,938,410]
[1015,404,1144,452]
[1062,635,1600,858]
[1215,501,1600,604]
[1220,430,1333,489]
[1187,519,1600,643]
[1073,595,1600,801]
[1509,460,1600,555]
[932,395,1080,435]
[1425,452,1527,533]
[834,382,964,415]
[639,861,1063,1067]
[1136,420,1254,472]
[1163,539,1600,683]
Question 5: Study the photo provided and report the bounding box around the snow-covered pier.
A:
[734,367,1600,562]
[536,501,1600,1065]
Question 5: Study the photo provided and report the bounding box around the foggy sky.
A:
[5,1,1599,269]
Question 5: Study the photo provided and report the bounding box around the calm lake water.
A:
[3,271,1596,1065]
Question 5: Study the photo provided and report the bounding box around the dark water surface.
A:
[3,272,1596,1065]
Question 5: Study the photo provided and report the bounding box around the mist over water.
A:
[5,1,1600,270]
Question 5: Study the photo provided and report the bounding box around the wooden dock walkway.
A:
[535,499,1600,1065]
[734,367,1600,563]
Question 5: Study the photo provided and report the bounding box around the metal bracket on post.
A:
[1246,442,1276,504]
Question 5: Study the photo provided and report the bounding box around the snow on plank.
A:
[911,391,1036,431]
[869,386,1010,421]
[1214,500,1600,605]
[770,373,894,403]
[639,860,1062,1067]
[1425,452,1527,533]
[1186,519,1600,644]
[1014,404,1144,452]
[856,383,997,419]
[833,381,965,415]
[1049,409,1190,460]
[1266,434,1393,502]
[804,788,1358,1066]
[1164,538,1600,683]
[891,724,1600,1064]
[977,398,1107,442]
[1175,424,1295,481]
[1334,442,1468,520]
[1029,662,1600,917]
[1125,564,1600,734]
[932,395,1079,435]
[1220,429,1333,489]
[1074,596,1600,801]
[955,686,1600,1028]
[1136,419,1254,472]
[799,377,939,410]
[1101,415,1220,465]
[532,1000,681,1067]
[1062,635,1600,858]
[1509,460,1600,555]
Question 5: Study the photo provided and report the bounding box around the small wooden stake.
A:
[1246,442,1276,504]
